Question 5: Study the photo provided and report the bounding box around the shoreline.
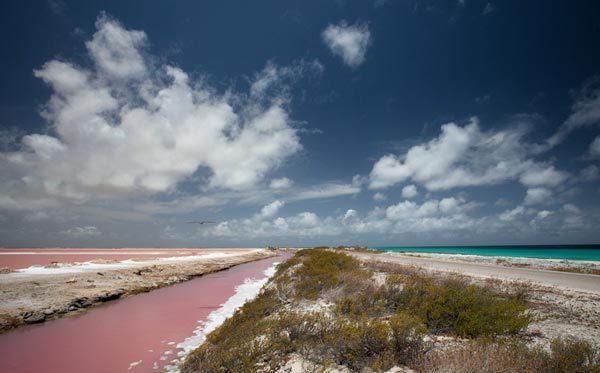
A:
[352,251,600,294]
[0,249,275,333]
[0,248,262,270]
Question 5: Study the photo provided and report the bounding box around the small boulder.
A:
[68,297,91,309]
[23,311,46,324]
[96,290,123,302]
[42,308,55,316]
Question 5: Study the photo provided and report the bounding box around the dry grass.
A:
[551,266,600,276]
[417,337,600,373]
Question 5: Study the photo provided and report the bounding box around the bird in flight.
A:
[186,220,217,225]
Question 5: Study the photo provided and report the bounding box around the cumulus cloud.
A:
[373,192,387,201]
[204,196,479,238]
[260,200,284,218]
[401,184,418,199]
[269,177,293,189]
[0,14,318,212]
[86,14,147,80]
[322,21,371,68]
[499,206,526,222]
[519,165,568,187]
[524,188,552,205]
[369,118,568,191]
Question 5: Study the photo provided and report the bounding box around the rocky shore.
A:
[0,249,275,333]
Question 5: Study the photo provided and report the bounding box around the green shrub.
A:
[388,312,426,365]
[293,249,371,299]
[393,274,533,337]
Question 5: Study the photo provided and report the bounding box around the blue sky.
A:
[1,0,599,247]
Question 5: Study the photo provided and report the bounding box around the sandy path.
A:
[352,252,600,295]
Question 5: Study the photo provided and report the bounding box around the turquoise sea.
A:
[371,245,600,261]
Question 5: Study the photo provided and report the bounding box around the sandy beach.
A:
[0,248,275,332]
[352,251,600,294]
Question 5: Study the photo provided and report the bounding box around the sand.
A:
[0,249,275,333]
[352,251,600,294]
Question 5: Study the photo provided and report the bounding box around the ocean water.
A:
[371,245,600,261]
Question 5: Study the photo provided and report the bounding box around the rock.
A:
[0,267,14,274]
[97,272,104,276]
[22,311,46,324]
[96,290,123,302]
[68,297,92,310]
[42,308,55,316]
[65,277,77,284]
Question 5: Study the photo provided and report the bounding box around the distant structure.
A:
[186,221,217,225]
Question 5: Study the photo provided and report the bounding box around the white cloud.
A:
[290,182,360,201]
[343,209,358,222]
[0,14,313,212]
[199,192,593,240]
[269,177,293,189]
[60,225,101,236]
[536,210,553,219]
[373,192,387,201]
[204,196,479,238]
[524,188,552,205]
[401,184,418,199]
[369,118,567,191]
[519,165,568,187]
[260,200,284,218]
[86,14,147,80]
[590,136,600,157]
[499,206,526,222]
[545,78,600,148]
[322,21,371,68]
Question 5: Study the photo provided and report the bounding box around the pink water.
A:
[0,254,284,372]
[0,248,252,269]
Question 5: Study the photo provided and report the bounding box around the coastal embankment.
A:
[181,248,600,372]
[0,248,275,332]
[0,253,283,372]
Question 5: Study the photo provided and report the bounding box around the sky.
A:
[1,0,599,247]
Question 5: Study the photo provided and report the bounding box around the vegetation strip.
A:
[182,248,600,372]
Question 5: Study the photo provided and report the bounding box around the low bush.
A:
[293,249,371,299]
[396,274,533,337]
[417,336,600,373]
